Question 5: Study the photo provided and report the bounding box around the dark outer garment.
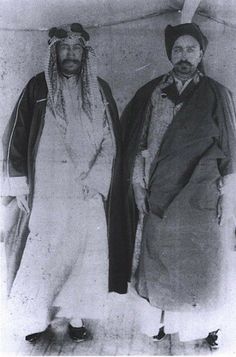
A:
[2,72,129,294]
[121,74,236,295]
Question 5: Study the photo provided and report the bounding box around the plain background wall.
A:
[0,1,236,162]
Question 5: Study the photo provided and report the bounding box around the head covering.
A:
[45,23,105,147]
[48,23,90,45]
[164,23,208,60]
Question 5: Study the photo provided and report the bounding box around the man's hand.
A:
[133,184,149,215]
[16,195,30,214]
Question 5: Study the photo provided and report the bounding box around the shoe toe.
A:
[206,329,221,349]
[153,327,166,342]
[25,332,43,342]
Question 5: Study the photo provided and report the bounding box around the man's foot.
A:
[25,331,44,343]
[206,329,220,349]
[68,323,89,342]
[153,326,166,341]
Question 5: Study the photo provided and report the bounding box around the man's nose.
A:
[67,47,75,58]
[181,50,187,60]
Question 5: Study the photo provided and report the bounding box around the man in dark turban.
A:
[122,23,236,348]
[2,23,128,342]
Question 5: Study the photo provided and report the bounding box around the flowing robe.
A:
[122,73,236,340]
[2,73,128,335]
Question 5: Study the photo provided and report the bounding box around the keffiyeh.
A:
[44,23,106,152]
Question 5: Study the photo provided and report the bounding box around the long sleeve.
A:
[217,87,236,177]
[1,78,35,196]
[215,86,236,224]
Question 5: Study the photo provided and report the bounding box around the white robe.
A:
[7,76,114,336]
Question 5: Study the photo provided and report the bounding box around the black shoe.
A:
[68,323,89,342]
[25,331,44,343]
[206,329,220,349]
[153,326,166,341]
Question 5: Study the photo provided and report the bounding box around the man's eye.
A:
[174,48,181,53]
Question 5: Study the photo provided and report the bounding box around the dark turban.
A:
[165,23,208,60]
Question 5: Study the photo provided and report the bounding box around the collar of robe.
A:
[160,70,204,105]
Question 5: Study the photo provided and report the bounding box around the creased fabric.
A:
[2,72,128,296]
[122,72,236,341]
[132,71,202,189]
[7,102,111,335]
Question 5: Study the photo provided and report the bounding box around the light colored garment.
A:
[7,77,114,336]
[132,79,175,189]
[173,75,193,94]
[130,284,225,341]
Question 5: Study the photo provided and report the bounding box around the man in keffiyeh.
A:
[122,23,236,348]
[2,23,128,342]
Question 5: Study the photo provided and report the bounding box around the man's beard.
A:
[174,60,196,76]
[62,59,81,65]
[60,59,82,74]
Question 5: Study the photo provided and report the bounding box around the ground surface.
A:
[1,243,235,356]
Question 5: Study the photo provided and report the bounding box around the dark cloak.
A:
[121,74,236,305]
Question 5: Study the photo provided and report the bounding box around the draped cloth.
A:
[4,41,116,334]
[6,74,115,334]
[132,71,203,189]
[124,73,236,341]
[45,36,107,174]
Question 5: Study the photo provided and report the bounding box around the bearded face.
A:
[56,38,84,75]
[171,35,203,78]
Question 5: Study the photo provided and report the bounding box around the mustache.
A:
[62,59,81,65]
[176,60,192,66]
